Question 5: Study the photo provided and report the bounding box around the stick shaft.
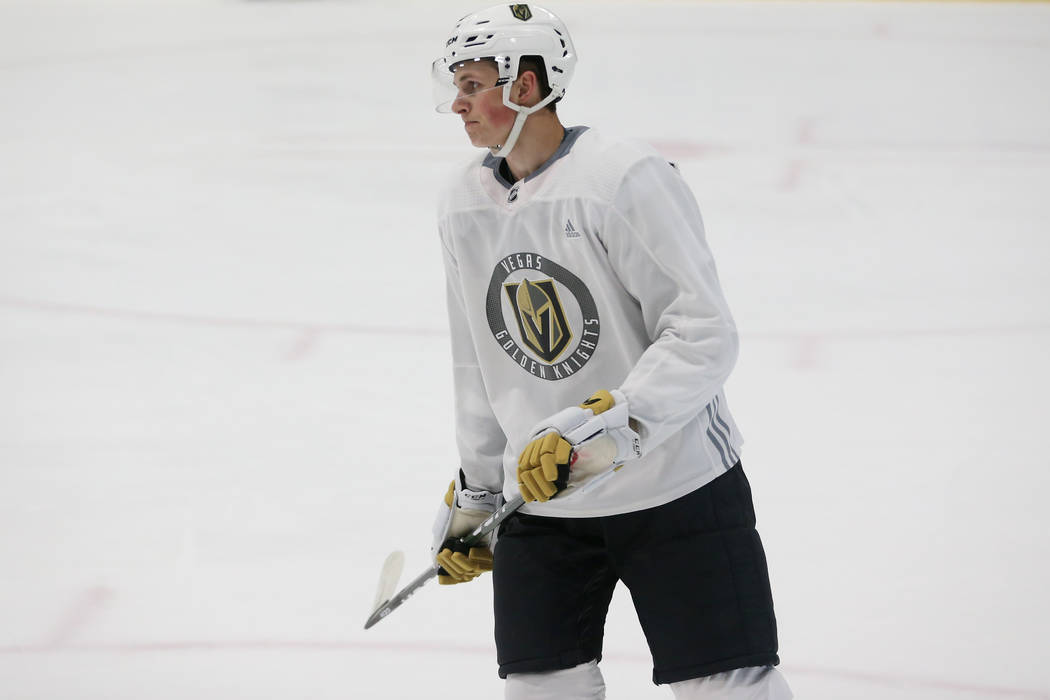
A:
[363,495,526,629]
[363,462,619,629]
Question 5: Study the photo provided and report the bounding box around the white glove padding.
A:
[541,389,642,466]
[518,389,642,502]
[431,470,503,584]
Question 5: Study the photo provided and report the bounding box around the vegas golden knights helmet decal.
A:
[505,277,572,363]
[510,4,532,22]
[487,252,600,381]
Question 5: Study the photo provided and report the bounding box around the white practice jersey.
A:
[439,127,743,518]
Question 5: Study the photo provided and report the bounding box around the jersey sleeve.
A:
[603,156,739,454]
[440,229,508,493]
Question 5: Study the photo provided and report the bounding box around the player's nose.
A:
[453,95,470,114]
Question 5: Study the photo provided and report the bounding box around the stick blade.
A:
[365,551,404,628]
[365,563,440,630]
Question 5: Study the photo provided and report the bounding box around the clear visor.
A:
[431,57,506,113]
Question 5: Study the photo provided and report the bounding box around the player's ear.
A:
[515,70,538,106]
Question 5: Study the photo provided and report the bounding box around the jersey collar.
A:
[482,126,590,190]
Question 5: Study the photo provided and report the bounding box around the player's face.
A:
[451,62,516,148]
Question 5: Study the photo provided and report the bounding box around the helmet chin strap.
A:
[488,84,560,159]
[489,108,529,159]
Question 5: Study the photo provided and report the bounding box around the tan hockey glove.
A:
[517,432,573,502]
[517,389,642,503]
[431,472,502,585]
[436,538,493,585]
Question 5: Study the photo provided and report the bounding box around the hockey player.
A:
[428,5,792,699]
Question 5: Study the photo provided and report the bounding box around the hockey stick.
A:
[364,449,621,630]
[363,494,526,630]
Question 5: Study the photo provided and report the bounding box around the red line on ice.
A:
[2,295,1048,341]
[0,639,1045,697]
[41,587,114,649]
[0,296,447,337]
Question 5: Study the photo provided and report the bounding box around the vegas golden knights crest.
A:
[510,4,532,22]
[487,252,600,381]
[504,277,572,363]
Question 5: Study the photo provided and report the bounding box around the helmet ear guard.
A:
[496,59,570,159]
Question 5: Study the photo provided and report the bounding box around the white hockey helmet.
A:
[432,4,577,157]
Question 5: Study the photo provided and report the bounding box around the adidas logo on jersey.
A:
[564,220,581,239]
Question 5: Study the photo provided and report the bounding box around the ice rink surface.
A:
[2,0,1049,697]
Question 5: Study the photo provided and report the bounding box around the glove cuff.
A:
[431,470,504,561]
[457,485,502,513]
[531,389,642,465]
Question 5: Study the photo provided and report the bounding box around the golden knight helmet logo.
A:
[510,4,532,22]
